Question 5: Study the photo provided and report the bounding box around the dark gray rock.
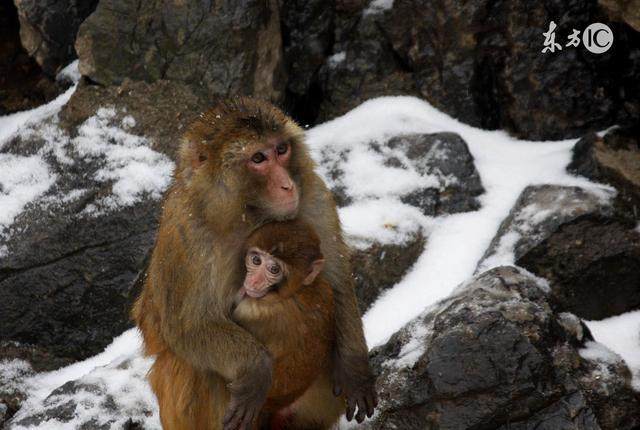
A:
[317,0,640,140]
[479,185,640,320]
[0,403,7,425]
[13,0,99,75]
[353,233,425,312]
[317,5,419,122]
[0,203,156,364]
[0,1,61,115]
[0,80,208,368]
[569,126,640,218]
[385,133,484,215]
[391,0,640,139]
[519,217,640,320]
[479,185,615,270]
[363,266,640,430]
[280,0,334,122]
[75,0,285,102]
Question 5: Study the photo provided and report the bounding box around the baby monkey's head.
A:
[240,220,324,300]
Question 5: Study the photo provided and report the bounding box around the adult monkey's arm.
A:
[144,206,273,430]
[301,177,378,423]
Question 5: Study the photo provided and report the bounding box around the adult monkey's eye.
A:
[268,264,280,275]
[251,254,262,265]
[251,152,266,163]
[276,142,288,155]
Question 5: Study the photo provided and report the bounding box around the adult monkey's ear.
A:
[303,259,325,285]
[178,137,208,178]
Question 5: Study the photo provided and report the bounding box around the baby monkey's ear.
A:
[303,259,325,285]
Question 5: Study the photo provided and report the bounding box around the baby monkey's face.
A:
[243,247,286,299]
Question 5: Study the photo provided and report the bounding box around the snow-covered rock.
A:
[364,266,640,430]
[8,353,158,430]
[0,94,172,368]
[569,126,640,216]
[478,184,615,271]
[316,131,483,214]
[479,184,640,320]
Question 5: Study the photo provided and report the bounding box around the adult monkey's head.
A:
[178,98,313,225]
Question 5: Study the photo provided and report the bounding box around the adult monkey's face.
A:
[179,98,308,225]
[245,136,299,219]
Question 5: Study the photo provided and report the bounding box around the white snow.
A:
[0,85,77,151]
[0,154,56,232]
[306,96,610,347]
[340,198,426,248]
[328,52,346,67]
[578,340,624,387]
[71,107,174,214]
[364,0,394,15]
[10,329,160,430]
[387,320,431,368]
[56,60,81,84]
[585,311,640,390]
[0,359,33,394]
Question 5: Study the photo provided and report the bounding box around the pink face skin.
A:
[246,139,299,218]
[242,248,285,299]
[239,247,326,302]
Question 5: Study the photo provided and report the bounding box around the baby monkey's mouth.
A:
[245,287,269,299]
[238,283,282,302]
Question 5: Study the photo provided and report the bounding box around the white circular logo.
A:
[582,23,614,54]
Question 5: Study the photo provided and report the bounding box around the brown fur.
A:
[233,221,344,428]
[132,98,374,430]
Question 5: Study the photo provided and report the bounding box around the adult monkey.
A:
[133,98,376,429]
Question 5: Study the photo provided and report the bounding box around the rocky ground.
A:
[0,0,639,429]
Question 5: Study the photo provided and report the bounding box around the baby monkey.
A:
[233,220,346,429]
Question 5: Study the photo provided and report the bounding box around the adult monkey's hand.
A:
[223,352,273,430]
[333,350,378,423]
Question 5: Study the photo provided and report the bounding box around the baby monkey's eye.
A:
[276,143,288,155]
[268,264,281,275]
[251,254,262,265]
[251,152,266,163]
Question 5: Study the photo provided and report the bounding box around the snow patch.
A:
[307,96,611,347]
[340,199,426,249]
[0,83,77,150]
[579,341,623,386]
[10,330,160,430]
[364,0,394,15]
[71,107,174,214]
[586,310,640,391]
[0,154,56,234]
[328,52,346,68]
[387,321,431,368]
[56,60,81,84]
[0,359,33,394]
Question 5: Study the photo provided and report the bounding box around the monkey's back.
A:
[233,278,335,411]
